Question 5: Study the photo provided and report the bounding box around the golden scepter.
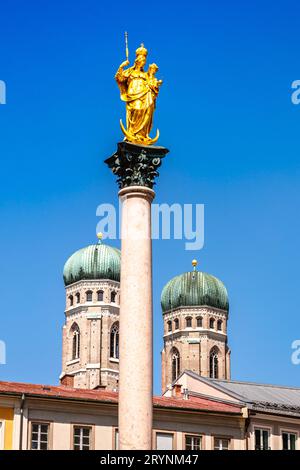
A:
[125,31,129,62]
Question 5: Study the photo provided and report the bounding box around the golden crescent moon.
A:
[120,119,133,141]
[149,128,160,145]
[120,119,159,146]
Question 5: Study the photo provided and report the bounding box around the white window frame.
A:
[185,434,202,450]
[73,425,91,450]
[214,436,230,450]
[30,422,50,450]
[156,432,174,450]
[280,429,298,450]
[254,427,271,450]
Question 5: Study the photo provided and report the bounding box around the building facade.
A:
[0,222,299,450]
[60,237,121,390]
[161,267,231,391]
[61,238,232,395]
[1,377,300,450]
[0,380,247,450]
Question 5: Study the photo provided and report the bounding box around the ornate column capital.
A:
[105,141,169,189]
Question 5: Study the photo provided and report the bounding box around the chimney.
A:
[60,375,74,388]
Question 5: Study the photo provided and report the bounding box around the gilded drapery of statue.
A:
[115,44,162,146]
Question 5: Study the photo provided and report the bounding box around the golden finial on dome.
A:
[97,232,103,243]
[192,259,198,271]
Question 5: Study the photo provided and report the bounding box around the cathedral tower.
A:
[161,261,231,392]
[60,234,121,390]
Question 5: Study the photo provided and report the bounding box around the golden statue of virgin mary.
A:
[115,43,163,146]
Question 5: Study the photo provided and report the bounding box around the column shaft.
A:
[118,185,155,450]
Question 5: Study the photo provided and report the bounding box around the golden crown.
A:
[135,43,148,57]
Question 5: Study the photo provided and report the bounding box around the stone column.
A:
[105,141,168,450]
[118,185,154,449]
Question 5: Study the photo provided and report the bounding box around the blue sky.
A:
[0,0,300,394]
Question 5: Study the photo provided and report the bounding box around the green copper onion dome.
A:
[161,260,229,312]
[63,233,121,286]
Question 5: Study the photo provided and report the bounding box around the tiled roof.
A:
[0,380,242,415]
[184,371,300,416]
[210,378,300,406]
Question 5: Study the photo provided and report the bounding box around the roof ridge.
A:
[212,377,300,391]
[183,370,300,394]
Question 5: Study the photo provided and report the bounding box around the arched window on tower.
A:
[75,292,80,304]
[110,322,119,359]
[71,323,80,360]
[196,316,202,328]
[171,348,180,382]
[69,295,74,307]
[174,318,179,330]
[97,290,104,301]
[209,318,215,329]
[209,347,219,379]
[185,317,192,328]
[167,321,172,333]
[217,320,222,331]
[86,290,93,302]
[111,291,116,303]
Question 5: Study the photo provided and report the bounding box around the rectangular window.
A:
[156,432,173,450]
[114,429,119,450]
[255,429,270,450]
[73,426,91,450]
[282,432,296,450]
[185,434,202,450]
[31,422,49,450]
[0,421,4,450]
[97,291,103,301]
[214,437,230,450]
